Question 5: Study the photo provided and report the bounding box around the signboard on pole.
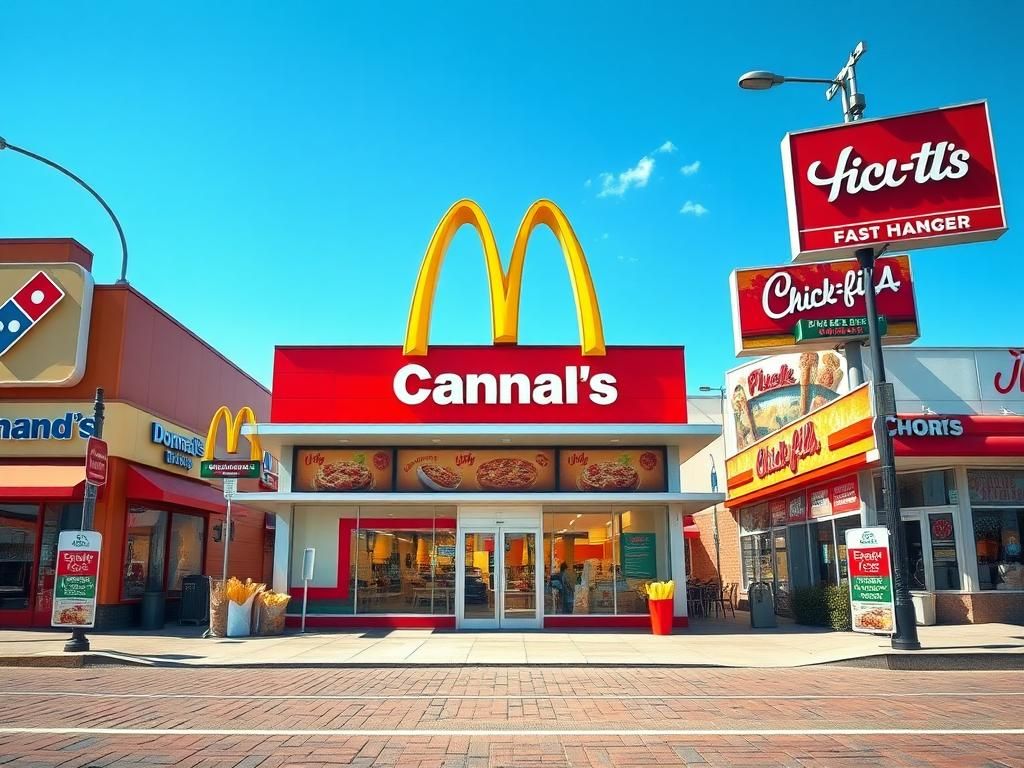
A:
[729,255,918,356]
[85,437,108,486]
[222,478,238,498]
[51,530,102,628]
[846,527,896,635]
[781,101,1006,262]
[201,459,260,479]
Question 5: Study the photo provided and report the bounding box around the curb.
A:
[1,652,1022,671]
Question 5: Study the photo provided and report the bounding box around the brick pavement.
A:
[0,667,1020,767]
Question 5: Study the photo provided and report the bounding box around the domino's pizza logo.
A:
[0,271,65,357]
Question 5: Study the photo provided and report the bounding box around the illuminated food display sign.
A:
[293,449,395,492]
[729,255,919,356]
[782,101,1006,262]
[557,449,667,492]
[726,384,876,507]
[396,449,556,493]
[725,351,848,456]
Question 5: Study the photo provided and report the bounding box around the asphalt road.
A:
[0,665,1021,767]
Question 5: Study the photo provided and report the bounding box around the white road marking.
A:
[0,690,1020,702]
[1,726,1022,737]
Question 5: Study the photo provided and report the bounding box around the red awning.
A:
[125,465,229,514]
[0,464,86,500]
[683,514,700,540]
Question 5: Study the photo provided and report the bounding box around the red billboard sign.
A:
[782,101,1006,262]
[271,345,687,424]
[730,254,919,356]
[85,437,108,486]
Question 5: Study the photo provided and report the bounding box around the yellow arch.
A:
[403,199,605,356]
[202,405,262,461]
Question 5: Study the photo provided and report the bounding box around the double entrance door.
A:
[457,524,542,629]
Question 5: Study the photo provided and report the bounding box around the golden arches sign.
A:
[202,405,262,461]
[404,199,606,357]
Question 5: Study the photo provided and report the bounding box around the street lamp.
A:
[699,385,725,396]
[737,42,921,651]
[0,137,129,285]
[699,386,726,581]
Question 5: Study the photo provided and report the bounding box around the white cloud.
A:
[680,160,701,176]
[598,155,655,198]
[655,141,677,154]
[601,232,610,240]
[584,178,592,188]
[680,200,709,216]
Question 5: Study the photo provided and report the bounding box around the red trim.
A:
[683,526,700,540]
[544,614,688,629]
[727,469,754,490]
[726,453,872,508]
[891,415,1024,457]
[285,614,456,629]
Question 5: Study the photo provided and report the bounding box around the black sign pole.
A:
[65,388,104,653]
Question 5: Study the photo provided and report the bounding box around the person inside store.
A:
[553,562,575,614]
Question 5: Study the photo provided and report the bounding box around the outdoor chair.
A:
[709,582,736,618]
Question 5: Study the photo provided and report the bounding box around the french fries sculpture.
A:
[644,580,675,600]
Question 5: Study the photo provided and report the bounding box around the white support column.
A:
[273,506,293,594]
[669,503,686,618]
[953,465,978,593]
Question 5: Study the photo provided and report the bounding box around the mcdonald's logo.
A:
[202,406,262,461]
[404,199,605,357]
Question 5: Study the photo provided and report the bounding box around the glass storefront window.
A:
[740,532,772,590]
[0,505,40,610]
[355,506,457,614]
[834,515,860,582]
[34,504,82,617]
[874,469,957,511]
[972,509,1023,591]
[122,508,168,599]
[167,514,205,592]
[616,506,671,613]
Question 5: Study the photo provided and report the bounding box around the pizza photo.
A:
[417,463,462,491]
[476,458,538,491]
[577,462,641,491]
[57,604,90,625]
[853,606,894,632]
[313,461,374,491]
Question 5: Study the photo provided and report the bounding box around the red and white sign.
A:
[830,476,861,514]
[85,437,108,486]
[51,530,102,629]
[787,493,807,523]
[892,414,1024,458]
[271,346,687,424]
[729,255,919,356]
[782,101,1006,262]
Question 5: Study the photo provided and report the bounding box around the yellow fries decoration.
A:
[644,580,675,600]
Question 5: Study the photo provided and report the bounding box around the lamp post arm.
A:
[781,77,840,85]
[0,138,129,285]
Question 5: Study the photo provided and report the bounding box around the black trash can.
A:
[141,590,166,630]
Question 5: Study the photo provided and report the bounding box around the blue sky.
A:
[2,1,1021,391]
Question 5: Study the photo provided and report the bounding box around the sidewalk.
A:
[3,613,1022,668]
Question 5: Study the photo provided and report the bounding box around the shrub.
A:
[791,584,852,631]
[824,584,852,631]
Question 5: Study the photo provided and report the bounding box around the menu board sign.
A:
[293,449,394,492]
[51,530,102,628]
[620,533,657,578]
[558,449,667,492]
[397,448,556,492]
[845,527,896,635]
[967,469,1024,506]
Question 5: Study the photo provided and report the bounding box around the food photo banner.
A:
[729,255,920,356]
[291,448,668,493]
[725,351,849,456]
[558,449,667,492]
[782,100,1006,262]
[397,448,556,492]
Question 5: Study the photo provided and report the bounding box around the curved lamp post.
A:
[0,136,129,285]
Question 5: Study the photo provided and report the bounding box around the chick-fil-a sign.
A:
[730,255,919,356]
[51,530,102,629]
[782,101,1006,262]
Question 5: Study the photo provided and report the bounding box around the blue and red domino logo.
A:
[0,271,65,357]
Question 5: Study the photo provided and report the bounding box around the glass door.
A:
[458,527,541,629]
[901,514,928,591]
